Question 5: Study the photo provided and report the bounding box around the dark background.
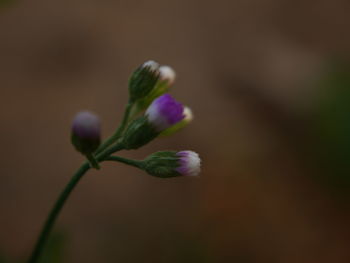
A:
[1,0,350,262]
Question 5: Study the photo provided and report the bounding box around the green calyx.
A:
[71,134,101,169]
[121,116,159,149]
[143,151,181,178]
[129,65,159,103]
[132,80,170,115]
[71,133,100,155]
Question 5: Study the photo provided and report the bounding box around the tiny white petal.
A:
[177,151,201,176]
[159,65,176,85]
[183,106,193,123]
[185,151,201,176]
[142,60,160,71]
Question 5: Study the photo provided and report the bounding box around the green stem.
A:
[28,144,125,263]
[96,102,133,154]
[105,155,144,169]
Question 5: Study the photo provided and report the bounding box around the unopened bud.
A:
[128,60,160,102]
[71,111,101,155]
[143,151,201,178]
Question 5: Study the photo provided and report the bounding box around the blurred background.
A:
[1,0,350,262]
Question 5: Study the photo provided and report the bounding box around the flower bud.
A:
[128,60,160,103]
[143,151,201,178]
[158,65,176,86]
[71,111,101,155]
[122,94,185,149]
[145,93,185,132]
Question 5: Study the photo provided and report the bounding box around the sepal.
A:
[71,133,100,155]
[143,151,182,178]
[121,116,159,149]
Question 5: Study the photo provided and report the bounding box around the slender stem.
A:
[28,144,125,263]
[96,102,133,154]
[105,155,144,169]
[97,143,125,161]
[28,162,90,263]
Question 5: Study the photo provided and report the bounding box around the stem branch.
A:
[105,155,144,169]
[86,153,100,169]
[96,102,133,154]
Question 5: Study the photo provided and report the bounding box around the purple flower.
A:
[145,94,185,132]
[176,151,201,176]
[72,111,101,139]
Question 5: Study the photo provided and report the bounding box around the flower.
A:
[175,151,201,176]
[71,111,101,154]
[142,151,201,178]
[145,94,185,132]
[122,94,185,149]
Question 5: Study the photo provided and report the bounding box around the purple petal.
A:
[72,111,101,139]
[146,94,185,131]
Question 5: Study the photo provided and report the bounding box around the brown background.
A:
[1,0,350,262]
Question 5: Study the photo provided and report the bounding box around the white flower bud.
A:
[159,65,176,85]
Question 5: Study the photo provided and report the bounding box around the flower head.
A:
[145,94,185,132]
[71,111,101,154]
[143,151,201,178]
[176,151,201,176]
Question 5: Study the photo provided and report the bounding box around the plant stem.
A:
[28,144,125,263]
[96,102,133,154]
[105,155,144,169]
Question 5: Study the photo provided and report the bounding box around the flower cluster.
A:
[71,60,201,178]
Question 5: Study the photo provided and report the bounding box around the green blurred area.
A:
[0,0,16,8]
[310,61,350,193]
